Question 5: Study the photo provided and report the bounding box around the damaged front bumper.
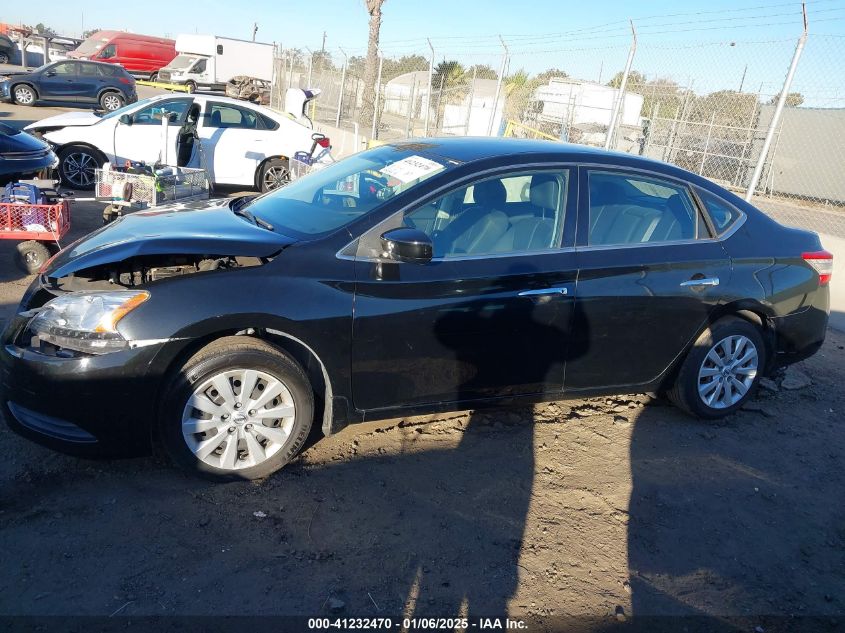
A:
[0,312,171,456]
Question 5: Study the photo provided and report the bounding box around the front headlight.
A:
[27,291,149,355]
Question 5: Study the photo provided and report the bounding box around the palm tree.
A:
[360,0,386,128]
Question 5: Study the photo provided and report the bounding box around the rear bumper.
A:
[770,288,829,369]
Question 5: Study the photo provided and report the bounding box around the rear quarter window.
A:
[696,188,742,234]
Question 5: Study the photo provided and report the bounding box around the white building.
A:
[532,77,644,128]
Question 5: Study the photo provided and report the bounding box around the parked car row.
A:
[0,138,831,480]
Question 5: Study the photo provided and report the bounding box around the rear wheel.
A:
[0,52,9,64]
[15,241,51,274]
[160,337,314,480]
[668,316,765,419]
[100,91,124,112]
[259,158,290,192]
[57,145,105,190]
[12,84,36,106]
[149,72,158,83]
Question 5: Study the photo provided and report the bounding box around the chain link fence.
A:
[270,24,845,217]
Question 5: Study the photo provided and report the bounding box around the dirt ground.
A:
[0,201,844,630]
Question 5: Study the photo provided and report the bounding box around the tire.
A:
[149,72,158,83]
[668,316,766,419]
[259,158,290,192]
[57,145,105,190]
[99,91,124,112]
[160,336,314,481]
[0,52,9,64]
[15,241,51,274]
[185,81,197,94]
[12,84,36,106]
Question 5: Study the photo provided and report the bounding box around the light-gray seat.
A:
[493,174,559,252]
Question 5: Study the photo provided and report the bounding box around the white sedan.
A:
[25,94,319,191]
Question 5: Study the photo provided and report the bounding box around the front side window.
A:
[587,171,702,246]
[192,59,207,74]
[99,44,116,59]
[205,103,259,130]
[355,171,568,260]
[49,62,76,76]
[131,99,193,125]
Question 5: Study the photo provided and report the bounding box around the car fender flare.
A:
[56,141,109,163]
[96,87,122,101]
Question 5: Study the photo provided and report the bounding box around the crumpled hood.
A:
[45,198,296,279]
[25,111,103,132]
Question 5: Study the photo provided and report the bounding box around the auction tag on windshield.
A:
[381,155,443,183]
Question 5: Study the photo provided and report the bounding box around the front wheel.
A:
[259,158,290,192]
[13,84,36,106]
[668,316,766,419]
[57,145,104,190]
[185,81,197,94]
[160,337,314,480]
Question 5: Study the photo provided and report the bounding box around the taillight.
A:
[316,137,330,148]
[118,77,131,85]
[802,250,833,285]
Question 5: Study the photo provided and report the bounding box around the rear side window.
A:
[258,112,278,131]
[205,103,260,130]
[78,63,100,76]
[587,171,703,246]
[696,188,742,234]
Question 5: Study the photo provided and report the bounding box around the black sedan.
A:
[0,60,137,112]
[0,138,831,480]
[0,122,58,184]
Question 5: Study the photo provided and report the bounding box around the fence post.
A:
[745,3,808,201]
[371,52,383,140]
[698,111,716,175]
[406,80,416,138]
[605,20,637,150]
[464,66,477,135]
[424,39,434,136]
[336,47,348,127]
[488,36,508,136]
[305,47,313,87]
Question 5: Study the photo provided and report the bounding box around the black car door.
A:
[565,167,732,392]
[350,168,579,412]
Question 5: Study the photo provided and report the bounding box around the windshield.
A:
[167,54,200,70]
[242,145,451,238]
[74,34,109,56]
[97,95,161,120]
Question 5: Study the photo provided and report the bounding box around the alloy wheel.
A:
[697,334,759,409]
[181,368,296,471]
[14,86,34,105]
[102,94,123,111]
[61,151,98,187]
[263,165,290,191]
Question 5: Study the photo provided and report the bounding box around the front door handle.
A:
[518,287,569,297]
[680,277,720,287]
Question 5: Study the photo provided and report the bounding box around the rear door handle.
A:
[518,287,569,297]
[680,277,720,287]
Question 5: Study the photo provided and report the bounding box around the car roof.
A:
[388,136,715,183]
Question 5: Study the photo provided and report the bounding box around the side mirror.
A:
[380,227,433,264]
[45,71,56,77]
[118,114,133,126]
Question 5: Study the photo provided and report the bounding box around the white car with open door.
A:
[24,93,324,191]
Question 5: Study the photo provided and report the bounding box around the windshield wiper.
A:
[231,201,274,231]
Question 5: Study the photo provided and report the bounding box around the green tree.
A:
[82,28,101,39]
[465,64,498,80]
[767,92,804,107]
[606,69,646,89]
[34,23,58,37]
[381,54,428,81]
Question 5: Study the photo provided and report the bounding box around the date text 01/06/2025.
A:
[307,617,529,630]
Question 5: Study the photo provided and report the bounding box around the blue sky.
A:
[7,0,845,104]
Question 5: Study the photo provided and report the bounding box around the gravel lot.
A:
[0,197,843,629]
[1,95,844,628]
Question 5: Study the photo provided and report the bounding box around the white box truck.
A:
[157,35,274,93]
